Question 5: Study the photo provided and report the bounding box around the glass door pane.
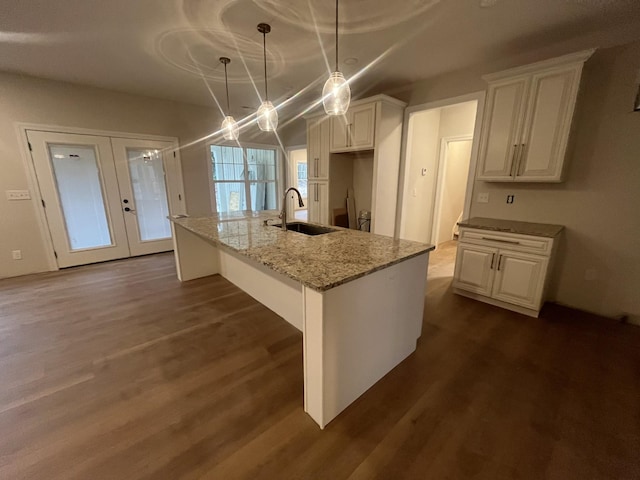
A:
[49,144,112,250]
[127,149,171,241]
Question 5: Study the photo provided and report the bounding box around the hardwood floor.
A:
[1,245,638,479]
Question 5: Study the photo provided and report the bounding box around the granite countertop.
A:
[457,217,564,238]
[170,211,434,292]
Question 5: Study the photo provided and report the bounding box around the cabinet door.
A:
[308,181,329,225]
[330,115,349,152]
[516,66,580,182]
[491,250,548,309]
[476,78,529,181]
[307,119,321,180]
[453,244,497,296]
[349,103,376,150]
[317,118,330,179]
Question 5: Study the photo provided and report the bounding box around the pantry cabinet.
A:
[329,103,376,152]
[307,181,329,225]
[477,49,594,182]
[307,117,330,180]
[453,224,561,317]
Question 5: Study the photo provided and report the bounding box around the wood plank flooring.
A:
[0,243,638,479]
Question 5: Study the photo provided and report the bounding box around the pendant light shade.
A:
[257,23,278,131]
[323,0,351,116]
[219,57,239,140]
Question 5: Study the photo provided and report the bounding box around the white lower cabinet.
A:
[308,181,329,225]
[453,228,556,317]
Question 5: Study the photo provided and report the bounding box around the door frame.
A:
[15,122,183,271]
[395,91,486,240]
[431,135,474,246]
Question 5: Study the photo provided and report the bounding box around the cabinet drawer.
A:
[459,228,553,255]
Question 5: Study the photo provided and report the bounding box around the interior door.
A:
[28,131,131,267]
[111,138,179,256]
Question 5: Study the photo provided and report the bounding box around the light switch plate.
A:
[6,190,31,200]
[477,192,489,203]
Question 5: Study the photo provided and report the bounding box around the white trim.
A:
[482,49,596,83]
[431,135,474,246]
[395,91,486,239]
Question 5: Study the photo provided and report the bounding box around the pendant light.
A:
[219,57,239,140]
[322,0,351,115]
[256,23,278,131]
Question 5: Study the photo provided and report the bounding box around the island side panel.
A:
[171,223,220,281]
[303,252,429,429]
[217,249,304,332]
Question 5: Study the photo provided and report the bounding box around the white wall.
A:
[0,72,277,278]
[400,101,477,243]
[435,140,472,246]
[400,109,441,242]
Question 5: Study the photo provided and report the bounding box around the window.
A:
[209,144,279,214]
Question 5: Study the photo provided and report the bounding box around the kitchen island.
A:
[170,211,434,428]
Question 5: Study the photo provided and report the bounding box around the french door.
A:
[28,130,183,268]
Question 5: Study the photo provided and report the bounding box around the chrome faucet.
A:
[280,187,304,231]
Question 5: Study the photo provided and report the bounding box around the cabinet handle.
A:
[347,123,352,147]
[490,253,496,270]
[497,255,503,271]
[481,237,520,244]
[516,144,527,176]
[314,158,318,177]
[315,184,318,202]
[510,145,518,176]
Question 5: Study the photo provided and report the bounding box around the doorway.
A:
[27,130,184,268]
[286,146,308,221]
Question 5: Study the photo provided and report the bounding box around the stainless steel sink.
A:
[271,222,337,236]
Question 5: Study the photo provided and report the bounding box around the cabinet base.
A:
[453,288,540,318]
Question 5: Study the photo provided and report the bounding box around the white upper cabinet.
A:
[476,49,594,183]
[307,117,329,180]
[330,103,376,152]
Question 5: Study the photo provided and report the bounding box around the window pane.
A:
[297,162,308,198]
[215,182,247,213]
[211,145,244,181]
[247,148,276,181]
[49,144,112,250]
[127,149,171,241]
[250,181,277,211]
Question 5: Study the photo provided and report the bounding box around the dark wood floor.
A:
[1,243,638,479]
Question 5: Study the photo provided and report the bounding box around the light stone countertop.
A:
[170,211,434,292]
[458,217,564,238]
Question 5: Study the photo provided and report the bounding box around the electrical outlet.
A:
[12,250,22,260]
[477,193,489,203]
[6,190,31,200]
[506,194,515,204]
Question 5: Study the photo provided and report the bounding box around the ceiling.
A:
[1,0,640,130]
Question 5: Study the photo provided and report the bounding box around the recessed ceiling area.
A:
[0,0,639,124]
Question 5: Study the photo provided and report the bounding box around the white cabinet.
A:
[307,117,329,180]
[308,181,329,225]
[477,49,594,182]
[330,103,376,152]
[453,227,558,317]
[306,95,406,234]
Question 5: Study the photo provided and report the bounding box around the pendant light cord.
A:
[335,0,339,72]
[223,62,231,115]
[263,31,268,101]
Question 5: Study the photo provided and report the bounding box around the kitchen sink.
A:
[271,222,337,236]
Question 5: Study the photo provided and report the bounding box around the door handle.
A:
[490,253,496,270]
[124,206,136,214]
